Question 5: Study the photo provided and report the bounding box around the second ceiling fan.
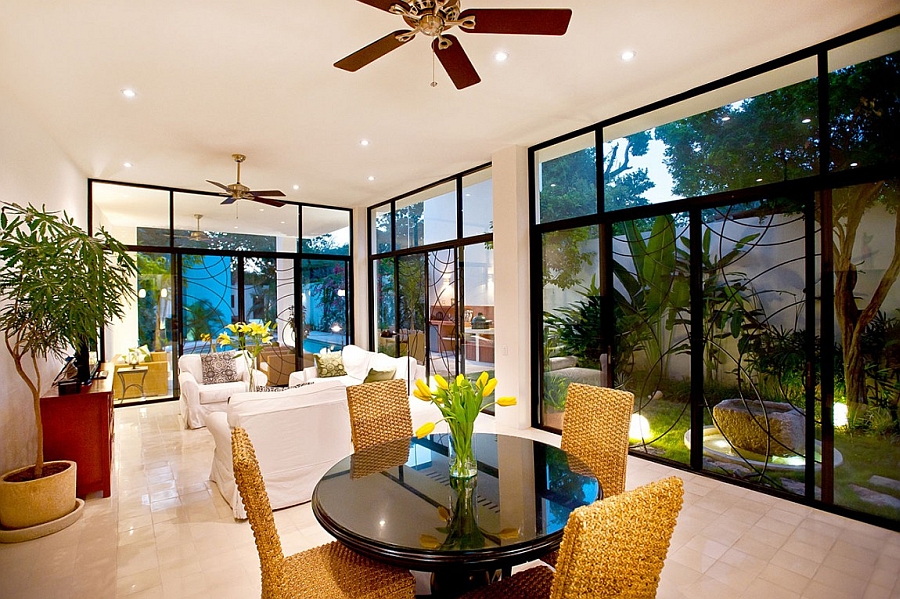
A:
[207,154,286,208]
[335,0,572,89]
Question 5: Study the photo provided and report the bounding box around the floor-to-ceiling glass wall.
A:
[369,165,493,383]
[90,180,352,404]
[531,20,900,528]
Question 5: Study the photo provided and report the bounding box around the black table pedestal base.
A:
[427,567,510,598]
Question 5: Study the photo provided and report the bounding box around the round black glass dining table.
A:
[311,433,600,578]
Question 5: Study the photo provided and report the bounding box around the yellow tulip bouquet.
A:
[413,372,516,479]
[217,321,274,388]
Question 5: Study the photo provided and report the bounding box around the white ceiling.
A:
[1,1,897,211]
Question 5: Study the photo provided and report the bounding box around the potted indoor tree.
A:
[0,202,136,537]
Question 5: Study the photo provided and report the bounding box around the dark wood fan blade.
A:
[459,8,572,35]
[335,30,412,72]
[433,35,480,90]
[247,190,286,197]
[356,0,409,13]
[249,195,287,208]
[207,179,230,191]
[220,196,237,205]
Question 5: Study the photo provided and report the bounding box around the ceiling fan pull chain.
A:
[431,51,437,87]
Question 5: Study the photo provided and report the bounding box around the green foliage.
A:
[539,134,655,289]
[613,215,690,382]
[544,276,607,369]
[183,299,223,341]
[655,51,900,415]
[0,202,137,474]
[674,225,762,381]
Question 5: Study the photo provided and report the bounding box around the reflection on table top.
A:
[312,433,599,572]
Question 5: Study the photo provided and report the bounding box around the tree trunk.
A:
[832,183,900,420]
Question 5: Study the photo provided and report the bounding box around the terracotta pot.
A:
[0,461,77,529]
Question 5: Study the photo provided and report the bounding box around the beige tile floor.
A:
[1,401,898,598]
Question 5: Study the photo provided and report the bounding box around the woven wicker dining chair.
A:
[230,427,416,599]
[345,378,414,452]
[560,383,635,498]
[540,383,635,568]
[457,476,684,599]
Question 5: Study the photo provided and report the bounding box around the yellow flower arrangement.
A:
[413,372,516,478]
[217,321,274,387]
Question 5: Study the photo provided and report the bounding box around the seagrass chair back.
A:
[231,427,417,599]
[560,383,634,497]
[345,379,413,452]
[457,476,684,599]
[550,475,684,598]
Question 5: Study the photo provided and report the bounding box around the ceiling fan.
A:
[189,214,209,242]
[334,0,572,89]
[207,154,286,207]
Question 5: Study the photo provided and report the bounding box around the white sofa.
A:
[289,344,441,430]
[178,351,268,429]
[206,379,353,519]
[288,344,426,388]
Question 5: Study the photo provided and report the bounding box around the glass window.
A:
[371,204,392,254]
[173,192,297,251]
[181,254,237,354]
[91,183,170,245]
[462,167,493,237]
[698,200,808,493]
[535,132,597,224]
[614,214,691,464]
[302,206,350,255]
[461,243,494,381]
[829,179,900,520]
[606,58,819,207]
[828,28,900,172]
[302,259,349,355]
[541,225,600,430]
[373,258,397,356]
[396,182,457,250]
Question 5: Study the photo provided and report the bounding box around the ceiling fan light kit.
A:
[335,0,572,89]
[206,153,287,207]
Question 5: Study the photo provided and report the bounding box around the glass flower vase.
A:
[448,422,477,479]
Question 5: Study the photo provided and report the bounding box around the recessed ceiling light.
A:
[121,88,136,98]
[850,162,859,167]
[756,178,763,183]
[280,221,285,224]
[620,50,636,61]
[721,116,731,122]
[494,51,509,62]
[123,162,133,168]
[292,184,300,190]
[367,176,375,181]
[802,118,812,124]
[360,139,370,147]
[234,225,239,229]
[259,208,264,212]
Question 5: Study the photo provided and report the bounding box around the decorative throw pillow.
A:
[363,367,396,383]
[201,351,239,384]
[251,385,284,392]
[315,352,347,378]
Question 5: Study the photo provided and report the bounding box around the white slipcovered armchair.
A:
[178,351,267,429]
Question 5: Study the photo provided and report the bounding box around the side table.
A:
[116,366,148,400]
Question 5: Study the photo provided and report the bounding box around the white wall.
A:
[492,145,532,429]
[0,89,86,475]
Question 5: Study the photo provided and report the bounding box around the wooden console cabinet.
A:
[40,375,113,498]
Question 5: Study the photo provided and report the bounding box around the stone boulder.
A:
[713,399,805,457]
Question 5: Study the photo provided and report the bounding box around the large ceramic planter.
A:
[0,460,77,529]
